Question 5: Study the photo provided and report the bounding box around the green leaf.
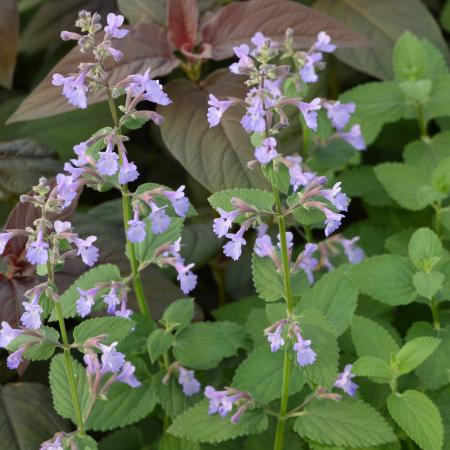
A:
[412,271,444,300]
[432,156,450,194]
[261,163,290,194]
[425,75,450,120]
[71,435,98,450]
[213,296,263,326]
[297,309,339,388]
[208,188,274,215]
[0,382,69,450]
[232,346,304,403]
[173,322,248,370]
[395,336,441,375]
[408,227,443,270]
[135,218,184,264]
[168,400,268,443]
[98,427,144,450]
[147,329,174,363]
[352,356,392,382]
[50,264,122,320]
[161,298,194,330]
[351,315,400,362]
[350,255,417,306]
[406,322,450,390]
[7,326,59,361]
[387,390,443,450]
[159,434,200,450]
[73,317,136,346]
[251,254,284,303]
[119,314,157,356]
[374,163,442,211]
[393,32,427,81]
[297,267,358,336]
[398,79,432,104]
[294,398,397,447]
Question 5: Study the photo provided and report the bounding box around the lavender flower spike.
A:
[334,364,358,396]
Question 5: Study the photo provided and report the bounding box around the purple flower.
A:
[21,294,43,329]
[149,203,171,234]
[254,137,279,164]
[314,31,336,53]
[213,208,240,238]
[251,31,266,53]
[117,361,141,388]
[97,147,119,176]
[0,232,14,254]
[54,220,71,234]
[265,324,285,352]
[297,243,318,284]
[254,234,274,257]
[207,94,233,127]
[334,364,358,396]
[84,352,101,374]
[241,112,266,133]
[0,322,22,348]
[127,209,146,243]
[223,227,247,261]
[321,182,349,212]
[299,53,322,83]
[297,98,321,131]
[7,346,25,369]
[229,44,253,74]
[40,434,64,450]
[52,71,88,109]
[341,237,364,264]
[55,174,78,209]
[74,236,99,266]
[178,366,201,396]
[104,13,129,39]
[76,286,100,317]
[99,342,126,373]
[285,156,315,192]
[323,208,344,237]
[26,230,49,265]
[324,101,355,130]
[125,69,171,105]
[175,262,197,294]
[278,231,294,250]
[204,387,236,417]
[118,154,139,185]
[164,186,190,217]
[293,332,317,367]
[115,300,133,319]
[103,287,120,315]
[339,124,366,151]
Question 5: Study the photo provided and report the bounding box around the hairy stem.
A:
[48,261,85,433]
[272,187,294,450]
[106,88,150,317]
[431,298,441,330]
[416,104,429,139]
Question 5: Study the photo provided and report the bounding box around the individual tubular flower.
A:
[320,182,349,212]
[127,205,146,243]
[323,101,356,130]
[26,228,49,266]
[0,231,14,254]
[341,236,364,264]
[207,94,234,127]
[40,433,65,450]
[254,234,282,270]
[292,326,317,367]
[264,320,287,352]
[55,173,79,209]
[338,124,366,151]
[104,13,129,39]
[148,202,171,234]
[52,71,89,109]
[76,286,101,317]
[254,137,279,164]
[121,68,171,105]
[0,322,23,348]
[229,44,254,74]
[213,208,241,238]
[99,342,126,373]
[292,243,319,284]
[178,366,201,396]
[73,236,99,266]
[20,291,44,330]
[102,286,121,315]
[296,98,321,131]
[334,364,358,396]
[163,185,190,217]
[7,346,25,369]
[118,152,139,185]
[204,386,254,423]
[223,225,248,261]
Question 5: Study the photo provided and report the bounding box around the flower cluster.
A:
[163,361,201,397]
[205,386,254,423]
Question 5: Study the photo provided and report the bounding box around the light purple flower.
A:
[118,154,139,185]
[103,287,120,315]
[125,69,171,105]
[254,137,279,164]
[55,174,78,209]
[286,156,315,192]
[298,243,318,284]
[7,346,25,369]
[21,294,43,329]
[74,236,99,266]
[314,31,336,53]
[223,227,247,261]
[97,147,119,176]
[254,234,274,257]
[76,286,100,317]
[256,222,269,237]
[334,364,358,396]
[117,361,141,388]
[278,231,294,250]
[99,342,126,373]
[299,53,322,83]
[251,31,266,54]
[115,300,133,319]
[164,186,190,217]
[341,237,364,264]
[40,434,64,450]
[149,203,171,234]
[104,13,129,39]
[175,262,197,294]
[321,182,349,212]
[229,44,253,74]
[83,352,101,374]
[127,209,146,243]
[213,208,240,238]
[241,111,266,133]
[293,333,317,367]
[54,220,71,234]
[0,232,14,254]
[178,366,201,396]
[339,124,366,151]
[0,322,22,348]
[52,71,88,109]
[323,208,345,237]
[207,94,233,127]
[265,324,285,352]
[324,101,355,130]
[297,98,321,131]
[204,386,237,417]
[26,230,49,265]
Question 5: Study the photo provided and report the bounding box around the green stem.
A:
[106,88,150,317]
[416,104,429,138]
[434,204,442,239]
[431,298,441,330]
[48,261,85,433]
[272,187,294,450]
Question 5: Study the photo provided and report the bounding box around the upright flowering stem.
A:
[106,88,150,317]
[272,187,294,450]
[47,261,85,433]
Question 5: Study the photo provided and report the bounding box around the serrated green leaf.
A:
[173,322,248,370]
[297,268,358,336]
[351,316,400,362]
[161,298,194,330]
[168,400,268,443]
[408,228,443,271]
[425,75,450,120]
[294,398,397,447]
[73,317,136,345]
[393,32,428,81]
[158,434,200,450]
[232,346,304,403]
[387,390,443,450]
[395,336,441,374]
[399,79,432,104]
[297,309,339,388]
[262,162,290,194]
[147,329,174,363]
[7,326,59,361]
[118,314,157,356]
[352,356,392,381]
[70,434,98,450]
[50,264,122,320]
[413,271,444,300]
[350,255,417,306]
[213,296,263,326]
[251,253,284,302]
[208,189,274,215]
[432,156,450,194]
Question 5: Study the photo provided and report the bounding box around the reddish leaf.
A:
[168,0,199,51]
[0,0,19,89]
[201,0,368,60]
[8,23,179,123]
